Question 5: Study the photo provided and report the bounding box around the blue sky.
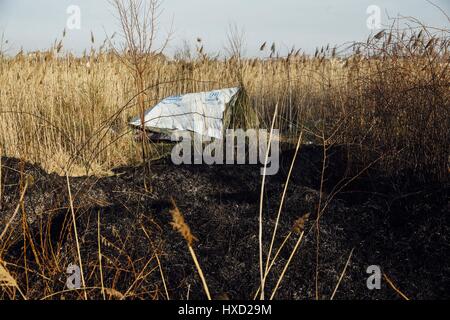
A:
[0,0,449,56]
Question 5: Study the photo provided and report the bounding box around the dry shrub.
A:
[336,22,449,182]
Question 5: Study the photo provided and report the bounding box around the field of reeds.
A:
[1,20,448,180]
[0,13,449,300]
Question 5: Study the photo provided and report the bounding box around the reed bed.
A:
[1,21,448,181]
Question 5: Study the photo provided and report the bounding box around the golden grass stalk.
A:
[170,199,211,300]
[253,231,292,299]
[265,131,303,276]
[0,147,2,208]
[122,255,157,299]
[66,174,87,300]
[154,246,170,300]
[269,231,305,300]
[254,212,310,300]
[187,246,211,300]
[259,103,279,300]
[268,213,309,300]
[330,248,354,300]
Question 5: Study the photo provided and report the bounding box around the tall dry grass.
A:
[1,20,448,182]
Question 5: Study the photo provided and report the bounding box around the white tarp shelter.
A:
[130,87,240,140]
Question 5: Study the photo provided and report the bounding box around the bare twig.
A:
[0,181,28,242]
[384,273,410,300]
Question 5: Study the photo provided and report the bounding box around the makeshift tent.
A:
[130,88,241,141]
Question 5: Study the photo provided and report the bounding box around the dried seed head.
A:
[170,198,197,246]
[293,213,310,234]
[374,30,385,40]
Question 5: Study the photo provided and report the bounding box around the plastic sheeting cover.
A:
[129,87,240,139]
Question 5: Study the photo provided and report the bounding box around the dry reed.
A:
[169,199,211,300]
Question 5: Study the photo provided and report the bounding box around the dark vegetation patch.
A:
[0,145,448,300]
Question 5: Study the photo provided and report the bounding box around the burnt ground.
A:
[0,145,449,300]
